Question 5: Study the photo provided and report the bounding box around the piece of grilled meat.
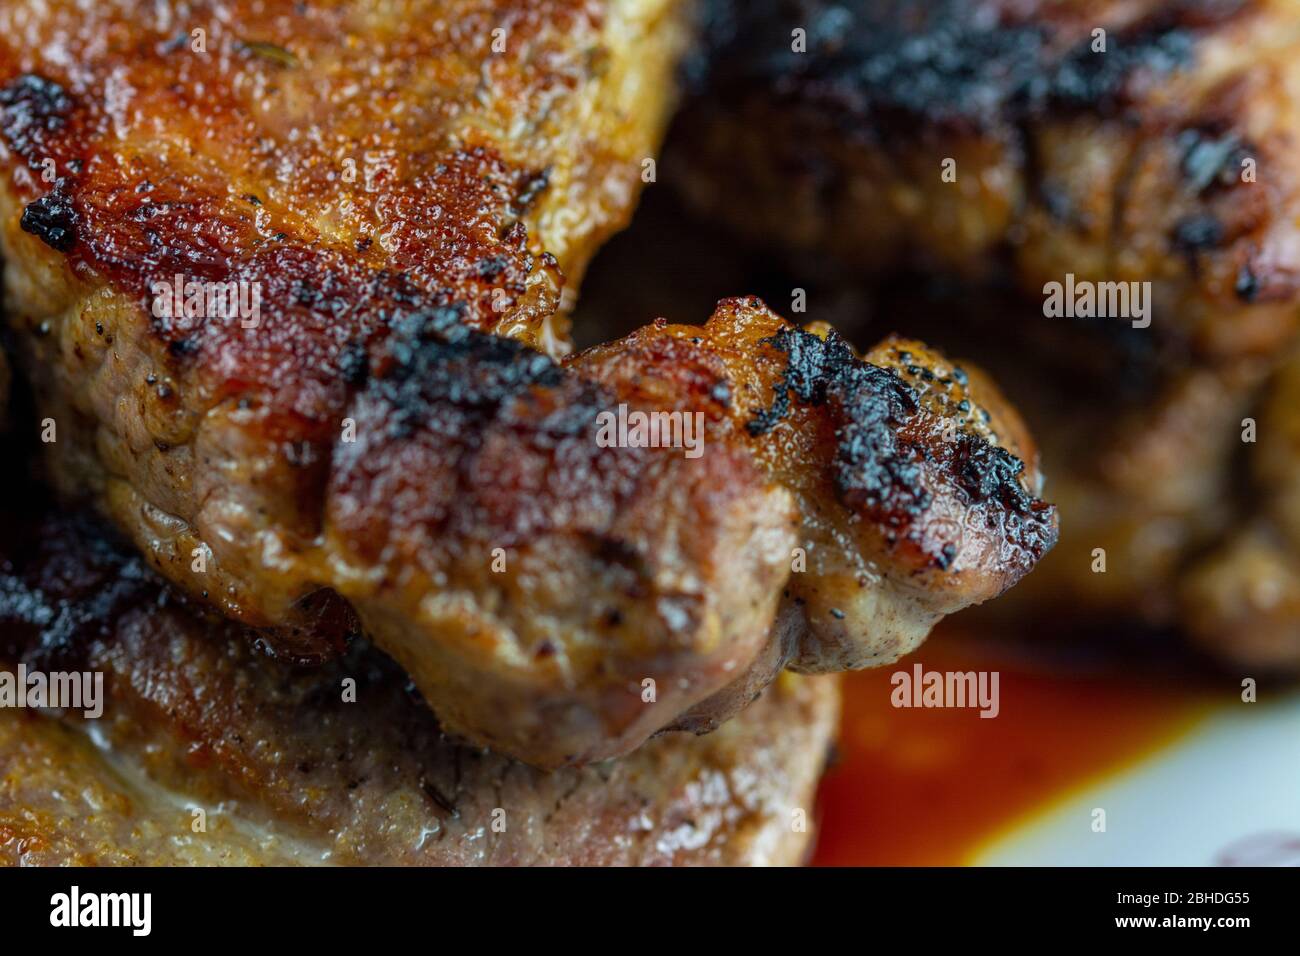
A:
[0,2,1056,766]
[0,510,838,866]
[6,277,1058,768]
[671,0,1300,671]
[0,0,694,356]
[575,302,1056,682]
[675,0,1300,365]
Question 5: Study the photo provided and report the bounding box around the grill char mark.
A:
[698,0,1249,134]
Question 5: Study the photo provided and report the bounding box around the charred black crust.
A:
[0,76,82,251]
[337,340,370,387]
[697,0,1243,134]
[747,326,915,435]
[949,433,1040,517]
[1178,125,1254,194]
[0,76,83,252]
[697,0,1042,130]
[1033,22,1196,113]
[0,73,73,160]
[748,327,931,514]
[365,306,577,442]
[511,167,552,216]
[750,327,1055,561]
[1235,263,1260,301]
[1172,212,1226,253]
[19,187,78,251]
[0,511,158,667]
[0,507,351,669]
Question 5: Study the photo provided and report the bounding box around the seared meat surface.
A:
[0,510,837,866]
[576,302,1055,679]
[676,0,1300,364]
[0,0,692,351]
[0,1,1055,766]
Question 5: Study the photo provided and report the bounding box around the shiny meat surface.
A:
[14,281,1057,765]
[0,0,690,351]
[3,282,1056,769]
[0,515,837,865]
[575,301,1056,689]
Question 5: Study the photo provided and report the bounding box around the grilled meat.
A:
[6,275,1057,769]
[988,352,1269,629]
[0,510,837,866]
[0,2,1055,766]
[0,0,694,355]
[1180,349,1300,670]
[668,0,1300,670]
[575,301,1056,682]
[675,0,1300,364]
[843,280,1283,666]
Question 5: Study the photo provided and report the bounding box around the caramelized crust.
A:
[0,0,691,352]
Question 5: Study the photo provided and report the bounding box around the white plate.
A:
[977,694,1300,865]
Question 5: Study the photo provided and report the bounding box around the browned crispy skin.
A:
[0,2,1055,765]
[0,512,838,866]
[0,0,691,350]
[677,0,1300,364]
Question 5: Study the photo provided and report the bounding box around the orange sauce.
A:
[811,631,1211,866]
